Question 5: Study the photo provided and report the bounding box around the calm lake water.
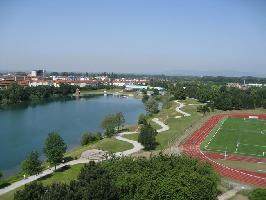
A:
[0,95,145,177]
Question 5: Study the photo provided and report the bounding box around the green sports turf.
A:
[201,117,266,157]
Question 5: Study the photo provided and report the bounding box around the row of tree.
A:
[21,132,67,177]
[170,82,266,110]
[14,155,220,200]
[0,84,77,104]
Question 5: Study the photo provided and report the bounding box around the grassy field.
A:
[0,164,85,200]
[202,117,266,157]
[123,98,203,150]
[65,137,133,158]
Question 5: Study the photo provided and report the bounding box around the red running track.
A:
[181,113,266,188]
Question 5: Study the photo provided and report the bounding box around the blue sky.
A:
[0,0,265,75]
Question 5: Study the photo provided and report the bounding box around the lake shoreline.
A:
[0,94,145,178]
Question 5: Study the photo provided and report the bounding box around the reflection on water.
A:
[0,95,144,177]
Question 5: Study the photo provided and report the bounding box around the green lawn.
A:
[0,164,84,200]
[40,164,83,185]
[123,133,139,141]
[202,117,266,157]
[65,137,133,159]
[147,99,202,150]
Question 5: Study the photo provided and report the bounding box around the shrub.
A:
[249,188,266,200]
[138,114,147,125]
[81,132,103,146]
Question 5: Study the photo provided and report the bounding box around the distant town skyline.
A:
[0,0,266,76]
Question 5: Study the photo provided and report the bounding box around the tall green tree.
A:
[21,151,42,176]
[141,94,149,103]
[44,132,67,170]
[0,171,2,179]
[101,114,117,133]
[138,114,147,125]
[197,105,210,116]
[138,123,158,150]
[144,98,159,115]
[101,112,125,136]
[115,112,125,131]
[263,100,266,109]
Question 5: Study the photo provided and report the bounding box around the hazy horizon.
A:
[0,0,266,76]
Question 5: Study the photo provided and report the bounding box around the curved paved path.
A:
[115,132,143,156]
[152,118,170,132]
[175,100,191,117]
[0,117,168,196]
[217,187,241,200]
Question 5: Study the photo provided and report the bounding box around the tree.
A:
[153,89,159,95]
[0,171,2,179]
[101,114,117,133]
[138,123,158,150]
[101,112,125,136]
[197,105,210,116]
[102,155,219,200]
[15,155,219,200]
[138,114,147,125]
[115,112,125,131]
[42,183,72,200]
[77,161,119,200]
[21,151,42,176]
[263,100,266,109]
[141,89,147,95]
[173,87,186,100]
[104,128,115,137]
[14,182,46,200]
[144,98,159,115]
[249,188,266,200]
[142,94,149,103]
[44,132,67,170]
[81,132,102,146]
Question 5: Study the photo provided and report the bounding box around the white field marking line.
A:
[205,127,221,149]
[199,150,266,181]
[205,148,227,153]
[188,129,266,181]
[234,152,264,157]
[240,143,266,148]
[226,128,262,133]
[205,118,227,149]
[205,148,266,157]
[234,142,240,153]
[187,117,266,181]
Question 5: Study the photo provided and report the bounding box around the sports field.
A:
[201,117,266,157]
